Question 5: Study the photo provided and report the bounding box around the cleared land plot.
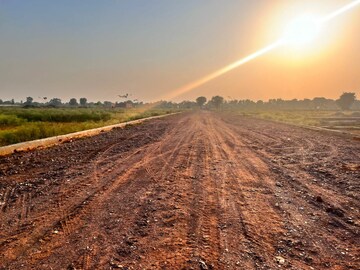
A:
[0,112,359,269]
[243,110,360,135]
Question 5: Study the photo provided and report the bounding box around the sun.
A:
[283,14,322,46]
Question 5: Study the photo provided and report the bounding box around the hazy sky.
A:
[1,0,359,102]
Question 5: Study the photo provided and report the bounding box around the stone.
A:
[275,256,285,265]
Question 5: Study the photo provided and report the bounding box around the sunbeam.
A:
[320,0,360,23]
[163,0,360,101]
[161,40,285,100]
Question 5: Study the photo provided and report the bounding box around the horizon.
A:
[1,93,358,106]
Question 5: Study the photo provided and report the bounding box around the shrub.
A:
[13,109,111,122]
[0,115,25,127]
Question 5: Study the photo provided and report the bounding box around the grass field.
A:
[0,107,177,146]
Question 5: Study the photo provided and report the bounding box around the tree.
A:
[196,96,207,108]
[49,98,62,107]
[79,97,87,106]
[178,101,196,109]
[69,98,78,106]
[256,100,264,106]
[336,92,356,111]
[103,101,112,108]
[313,97,327,110]
[24,96,33,105]
[211,95,224,109]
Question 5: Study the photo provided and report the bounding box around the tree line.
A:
[0,97,143,109]
[156,93,358,111]
[0,92,357,111]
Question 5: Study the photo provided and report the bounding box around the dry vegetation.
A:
[235,110,360,134]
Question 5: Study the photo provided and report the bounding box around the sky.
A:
[0,0,359,103]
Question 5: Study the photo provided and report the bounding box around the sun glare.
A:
[163,0,360,100]
[283,15,322,46]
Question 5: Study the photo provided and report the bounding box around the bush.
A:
[0,115,25,127]
[0,122,96,145]
[0,123,52,145]
[13,109,111,122]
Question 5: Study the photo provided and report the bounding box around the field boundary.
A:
[0,113,179,156]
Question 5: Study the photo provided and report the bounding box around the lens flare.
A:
[320,0,360,23]
[283,15,322,45]
[162,0,360,101]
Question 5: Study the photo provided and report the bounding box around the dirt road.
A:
[0,112,359,269]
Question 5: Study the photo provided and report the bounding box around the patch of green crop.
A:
[0,114,26,127]
[0,107,177,146]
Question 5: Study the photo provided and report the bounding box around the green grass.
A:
[0,107,177,146]
[0,114,25,127]
[0,108,111,122]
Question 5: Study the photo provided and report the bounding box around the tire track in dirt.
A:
[224,114,355,205]
[18,115,197,269]
[204,115,285,269]
[182,126,222,268]
[0,118,172,268]
[0,143,148,255]
[221,113,360,269]
[77,118,198,269]
[1,112,359,269]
